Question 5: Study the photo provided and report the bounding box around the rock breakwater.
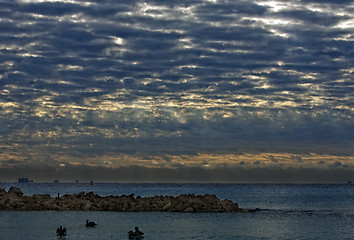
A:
[0,186,244,212]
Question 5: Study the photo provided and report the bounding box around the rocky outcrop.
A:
[0,187,245,212]
[7,186,23,196]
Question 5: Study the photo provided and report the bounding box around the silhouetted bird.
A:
[129,226,144,239]
[56,226,67,237]
[86,219,97,227]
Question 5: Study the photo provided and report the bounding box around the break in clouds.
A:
[0,0,353,182]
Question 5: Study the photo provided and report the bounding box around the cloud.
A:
[292,156,303,163]
[267,155,279,163]
[274,9,348,27]
[0,159,22,167]
[300,0,354,4]
[328,161,349,169]
[0,0,353,180]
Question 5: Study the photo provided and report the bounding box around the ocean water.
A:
[0,183,353,240]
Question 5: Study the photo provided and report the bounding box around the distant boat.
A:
[348,181,353,184]
[90,180,94,186]
[54,180,59,183]
[18,178,33,183]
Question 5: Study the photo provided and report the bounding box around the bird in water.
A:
[56,226,67,238]
[85,219,97,227]
[128,226,144,239]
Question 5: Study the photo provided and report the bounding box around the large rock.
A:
[162,201,172,211]
[8,186,23,196]
[0,188,7,197]
[33,194,51,199]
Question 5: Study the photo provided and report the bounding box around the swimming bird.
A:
[128,227,144,239]
[85,219,97,227]
[56,226,67,238]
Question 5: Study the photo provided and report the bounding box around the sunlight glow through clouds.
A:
[257,1,289,12]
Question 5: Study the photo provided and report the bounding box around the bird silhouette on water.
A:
[86,219,97,227]
[128,226,144,239]
[56,226,67,238]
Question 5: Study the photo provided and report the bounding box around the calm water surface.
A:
[0,183,353,240]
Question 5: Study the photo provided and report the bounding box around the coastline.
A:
[0,186,245,212]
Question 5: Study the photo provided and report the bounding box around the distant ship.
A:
[54,180,59,183]
[18,178,33,183]
[90,180,94,186]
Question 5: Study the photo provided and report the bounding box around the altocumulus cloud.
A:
[0,0,353,182]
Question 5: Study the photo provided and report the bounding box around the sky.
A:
[0,0,353,183]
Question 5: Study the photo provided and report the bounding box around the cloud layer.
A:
[0,0,353,182]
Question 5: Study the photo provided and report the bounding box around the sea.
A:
[0,183,353,240]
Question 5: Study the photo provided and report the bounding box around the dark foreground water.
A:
[0,183,353,240]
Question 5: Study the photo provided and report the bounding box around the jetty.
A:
[0,186,245,212]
